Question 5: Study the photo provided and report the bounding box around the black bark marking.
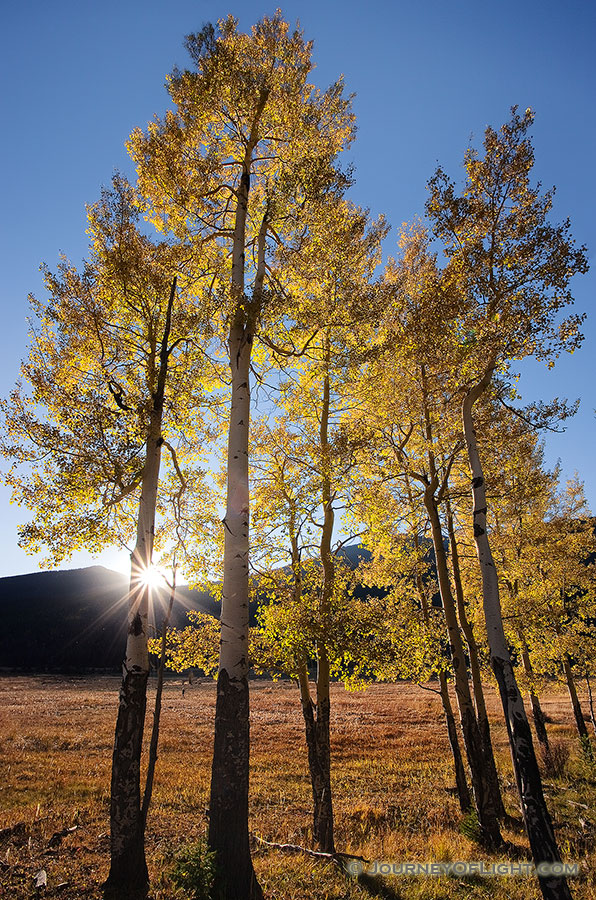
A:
[473,507,487,517]
[474,523,486,537]
[129,613,144,637]
[472,476,484,489]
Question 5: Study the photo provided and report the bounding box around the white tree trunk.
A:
[127,419,162,671]
[462,378,572,900]
[107,409,164,892]
[220,325,251,679]
[208,101,268,900]
[107,277,176,894]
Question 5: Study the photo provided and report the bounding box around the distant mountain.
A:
[0,541,437,672]
[0,566,220,672]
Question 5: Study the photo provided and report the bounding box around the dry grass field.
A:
[0,675,594,899]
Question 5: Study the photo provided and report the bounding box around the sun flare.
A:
[137,565,164,591]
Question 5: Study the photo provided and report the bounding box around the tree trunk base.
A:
[493,655,572,900]
[301,694,335,854]
[209,669,262,900]
[107,669,149,896]
[439,672,471,813]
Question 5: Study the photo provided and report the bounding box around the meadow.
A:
[0,676,594,899]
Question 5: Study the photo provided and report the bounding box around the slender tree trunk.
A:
[314,657,334,852]
[404,485,471,813]
[105,426,160,896]
[424,489,502,847]
[209,323,261,900]
[518,630,550,752]
[462,376,572,900]
[446,503,505,818]
[298,664,334,851]
[105,279,176,899]
[414,366,500,844]
[438,671,472,811]
[586,675,596,738]
[309,339,335,853]
[289,440,334,854]
[208,102,268,900]
[562,655,591,748]
[141,576,176,829]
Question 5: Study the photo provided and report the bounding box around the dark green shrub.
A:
[170,841,216,900]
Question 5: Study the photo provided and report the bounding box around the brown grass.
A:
[0,675,594,899]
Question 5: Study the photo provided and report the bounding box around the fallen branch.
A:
[252,835,367,868]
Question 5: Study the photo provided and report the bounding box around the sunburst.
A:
[137,565,165,592]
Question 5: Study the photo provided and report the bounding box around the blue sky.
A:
[0,0,594,577]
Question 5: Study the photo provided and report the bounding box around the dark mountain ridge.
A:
[0,542,434,672]
[0,566,219,672]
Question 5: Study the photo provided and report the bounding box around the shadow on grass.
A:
[355,872,404,900]
[335,858,403,900]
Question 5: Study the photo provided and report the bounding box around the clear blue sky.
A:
[1,0,594,577]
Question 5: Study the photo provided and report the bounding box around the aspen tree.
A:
[427,107,588,900]
[128,15,355,896]
[350,225,503,845]
[1,177,211,896]
[158,416,381,851]
[518,476,595,751]
[483,426,560,753]
[248,201,385,852]
[443,495,505,816]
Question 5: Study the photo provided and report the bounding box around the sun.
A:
[137,565,164,591]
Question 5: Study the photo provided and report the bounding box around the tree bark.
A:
[289,389,335,856]
[209,323,262,900]
[105,437,159,896]
[404,489,471,814]
[307,337,336,853]
[462,376,572,900]
[208,100,268,900]
[424,489,502,847]
[411,368,500,845]
[446,502,505,818]
[141,576,176,829]
[438,671,472,812]
[298,665,334,852]
[586,675,596,738]
[105,278,176,899]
